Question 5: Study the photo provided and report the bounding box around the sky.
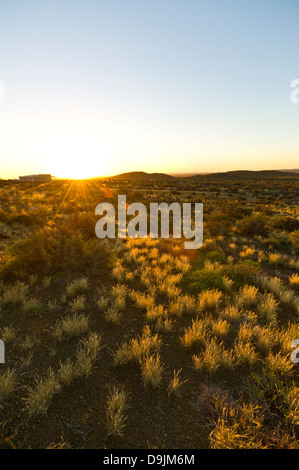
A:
[0,0,299,179]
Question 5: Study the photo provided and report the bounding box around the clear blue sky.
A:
[0,0,299,178]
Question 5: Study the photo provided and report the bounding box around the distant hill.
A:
[189,170,299,179]
[279,169,299,174]
[107,171,174,180]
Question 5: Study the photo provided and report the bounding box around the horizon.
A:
[2,167,299,181]
[1,1,299,178]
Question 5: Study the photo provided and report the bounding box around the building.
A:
[19,174,52,182]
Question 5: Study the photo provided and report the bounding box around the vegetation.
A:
[0,176,298,448]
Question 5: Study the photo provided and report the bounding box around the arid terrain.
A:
[0,173,298,449]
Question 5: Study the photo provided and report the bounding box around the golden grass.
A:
[24,368,61,415]
[140,354,164,387]
[106,387,129,436]
[53,313,89,341]
[0,368,17,403]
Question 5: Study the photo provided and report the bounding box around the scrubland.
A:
[0,175,298,448]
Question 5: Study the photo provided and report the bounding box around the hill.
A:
[106,171,174,180]
[189,170,299,179]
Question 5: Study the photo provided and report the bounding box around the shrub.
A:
[290,230,299,248]
[186,269,225,293]
[1,225,111,279]
[236,215,267,236]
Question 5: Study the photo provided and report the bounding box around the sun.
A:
[50,151,110,180]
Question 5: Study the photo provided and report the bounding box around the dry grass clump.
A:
[236,285,259,309]
[106,387,129,436]
[276,322,299,354]
[66,277,89,297]
[140,354,163,387]
[79,332,102,360]
[0,368,17,403]
[112,263,125,281]
[234,340,258,366]
[163,284,182,300]
[58,333,101,384]
[253,325,276,354]
[0,326,16,343]
[240,247,255,258]
[192,339,221,374]
[1,281,28,306]
[57,358,78,386]
[257,293,278,325]
[168,294,196,316]
[112,297,126,312]
[146,304,166,322]
[69,295,85,313]
[242,310,258,324]
[209,401,265,449]
[111,284,128,301]
[210,318,231,338]
[47,299,60,312]
[174,257,190,273]
[222,276,234,290]
[155,317,174,332]
[265,352,293,377]
[289,273,299,286]
[180,318,208,348]
[104,307,122,323]
[192,338,234,373]
[289,259,299,271]
[257,275,282,296]
[168,369,187,396]
[197,289,222,312]
[114,325,161,365]
[22,297,42,316]
[269,253,288,267]
[220,305,242,322]
[181,294,197,314]
[19,335,36,351]
[42,276,51,288]
[96,297,109,310]
[24,368,61,415]
[237,323,254,344]
[284,385,299,429]
[168,299,184,317]
[53,313,89,341]
[76,347,94,377]
[257,275,299,311]
[130,290,155,310]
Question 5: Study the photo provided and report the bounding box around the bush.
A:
[223,261,260,289]
[236,215,267,236]
[1,224,112,280]
[186,269,225,293]
[205,251,227,264]
[290,230,299,248]
[269,216,299,232]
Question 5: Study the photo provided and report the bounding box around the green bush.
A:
[1,224,112,280]
[223,260,261,289]
[205,250,227,264]
[186,269,225,293]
